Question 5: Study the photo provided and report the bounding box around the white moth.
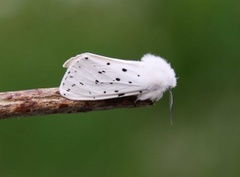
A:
[59,52,177,102]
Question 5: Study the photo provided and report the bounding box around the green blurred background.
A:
[0,0,240,176]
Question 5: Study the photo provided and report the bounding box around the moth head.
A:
[163,65,177,90]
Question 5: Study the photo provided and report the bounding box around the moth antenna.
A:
[169,89,174,125]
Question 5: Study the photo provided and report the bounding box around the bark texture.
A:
[0,88,153,119]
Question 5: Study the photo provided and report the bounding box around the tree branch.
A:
[0,88,153,119]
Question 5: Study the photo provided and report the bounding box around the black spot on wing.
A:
[122,68,127,72]
[118,93,125,97]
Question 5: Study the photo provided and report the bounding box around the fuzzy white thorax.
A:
[136,54,176,101]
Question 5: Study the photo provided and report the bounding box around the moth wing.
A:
[59,53,148,100]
